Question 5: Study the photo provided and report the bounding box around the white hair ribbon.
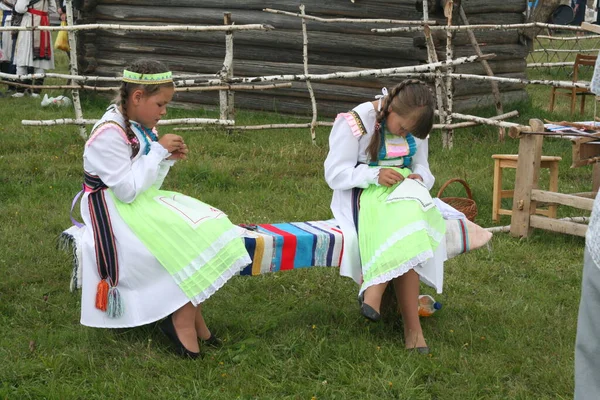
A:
[375,87,388,111]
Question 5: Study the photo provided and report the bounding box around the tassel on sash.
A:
[85,172,124,318]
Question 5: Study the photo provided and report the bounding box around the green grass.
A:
[0,45,595,399]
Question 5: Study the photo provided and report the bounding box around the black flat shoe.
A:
[408,346,430,355]
[358,292,381,322]
[200,333,223,348]
[159,314,201,359]
[360,302,382,322]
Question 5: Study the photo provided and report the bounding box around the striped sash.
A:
[84,172,123,318]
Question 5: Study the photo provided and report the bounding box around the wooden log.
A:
[94,44,420,70]
[97,0,429,18]
[464,12,525,25]
[460,0,526,14]
[529,215,588,237]
[94,5,427,33]
[453,90,528,113]
[92,28,424,61]
[96,0,526,15]
[452,72,525,96]
[174,90,358,117]
[92,35,427,69]
[441,43,528,61]
[454,58,527,75]
[530,189,594,211]
[0,22,272,32]
[414,29,520,47]
[264,7,430,24]
[510,119,544,238]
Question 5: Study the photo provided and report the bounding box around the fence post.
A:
[219,12,235,123]
[65,0,86,139]
[510,119,544,238]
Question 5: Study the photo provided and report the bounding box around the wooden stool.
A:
[492,154,562,222]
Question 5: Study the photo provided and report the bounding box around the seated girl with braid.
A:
[324,80,448,354]
[65,59,250,359]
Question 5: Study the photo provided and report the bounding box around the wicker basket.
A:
[436,178,478,222]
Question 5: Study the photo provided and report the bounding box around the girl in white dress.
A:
[64,59,251,358]
[324,81,445,353]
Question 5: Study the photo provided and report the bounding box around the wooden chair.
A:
[549,53,598,116]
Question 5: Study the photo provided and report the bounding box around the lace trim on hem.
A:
[189,255,252,305]
[359,249,435,295]
[362,220,444,274]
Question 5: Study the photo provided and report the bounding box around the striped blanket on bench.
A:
[239,220,343,276]
[61,218,485,290]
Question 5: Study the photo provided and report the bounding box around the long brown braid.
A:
[366,79,435,163]
[115,59,174,158]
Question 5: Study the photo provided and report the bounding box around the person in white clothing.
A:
[574,189,600,399]
[324,80,446,354]
[12,0,56,97]
[0,0,16,93]
[62,59,251,359]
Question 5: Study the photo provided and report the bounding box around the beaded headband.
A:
[122,69,173,85]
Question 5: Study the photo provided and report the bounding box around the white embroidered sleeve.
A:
[84,129,169,203]
[324,117,380,190]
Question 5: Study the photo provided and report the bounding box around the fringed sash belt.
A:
[82,172,123,318]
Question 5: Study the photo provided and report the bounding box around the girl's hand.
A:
[378,168,404,187]
[158,134,184,153]
[168,143,189,160]
[407,173,423,182]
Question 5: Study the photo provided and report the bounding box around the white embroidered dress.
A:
[78,107,191,328]
[324,101,447,293]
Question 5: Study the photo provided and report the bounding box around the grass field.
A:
[0,40,597,399]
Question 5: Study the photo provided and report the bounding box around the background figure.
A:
[572,0,587,35]
[574,190,600,399]
[12,0,56,98]
[575,189,600,400]
[0,0,16,93]
[595,0,600,25]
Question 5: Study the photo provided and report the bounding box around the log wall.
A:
[76,0,529,117]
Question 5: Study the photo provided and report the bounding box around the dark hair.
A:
[366,80,435,162]
[116,59,173,157]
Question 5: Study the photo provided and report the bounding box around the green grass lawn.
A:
[0,44,596,399]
